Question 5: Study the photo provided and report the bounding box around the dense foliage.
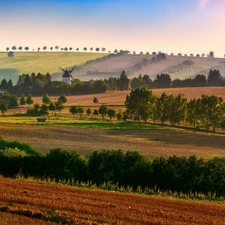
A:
[1,144,225,198]
[125,88,225,132]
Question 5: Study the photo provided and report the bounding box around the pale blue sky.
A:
[1,0,225,57]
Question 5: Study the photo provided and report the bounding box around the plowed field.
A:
[0,178,225,225]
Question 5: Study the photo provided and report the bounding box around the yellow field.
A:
[0,177,225,225]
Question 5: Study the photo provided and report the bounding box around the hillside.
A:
[74,53,225,81]
[0,52,107,84]
[1,52,225,85]
[1,177,225,225]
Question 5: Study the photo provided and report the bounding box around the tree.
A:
[58,94,67,104]
[77,107,84,118]
[0,102,7,114]
[8,51,14,57]
[154,74,171,88]
[69,47,73,51]
[153,92,170,124]
[168,94,187,125]
[99,104,108,123]
[18,46,22,51]
[64,47,68,51]
[12,46,17,51]
[208,69,222,86]
[209,51,214,58]
[192,74,207,87]
[26,94,33,107]
[49,102,56,115]
[76,48,79,51]
[55,46,59,50]
[94,80,107,93]
[86,108,92,116]
[6,47,9,51]
[107,109,116,120]
[93,109,98,117]
[37,47,40,52]
[102,48,106,52]
[8,95,18,109]
[84,47,87,51]
[20,96,26,107]
[69,105,77,116]
[43,46,47,51]
[119,71,129,91]
[95,48,100,51]
[55,100,63,114]
[90,47,93,51]
[24,47,29,51]
[42,93,51,105]
[93,97,99,103]
[125,88,155,122]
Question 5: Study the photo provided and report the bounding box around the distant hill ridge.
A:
[0,52,225,83]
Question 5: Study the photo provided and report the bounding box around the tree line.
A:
[125,88,225,133]
[1,141,225,199]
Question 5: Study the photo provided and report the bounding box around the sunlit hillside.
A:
[0,52,107,84]
[1,51,225,84]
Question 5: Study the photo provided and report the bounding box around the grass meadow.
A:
[1,177,225,225]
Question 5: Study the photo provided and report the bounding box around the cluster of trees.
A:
[1,143,225,198]
[69,104,117,121]
[0,92,19,114]
[131,69,225,89]
[26,94,67,116]
[125,88,225,132]
[6,46,108,53]
[0,71,131,96]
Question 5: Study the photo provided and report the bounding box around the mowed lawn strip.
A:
[0,123,224,159]
[0,177,225,225]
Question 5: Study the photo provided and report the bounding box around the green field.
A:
[0,52,107,83]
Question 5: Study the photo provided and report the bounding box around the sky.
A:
[1,0,225,57]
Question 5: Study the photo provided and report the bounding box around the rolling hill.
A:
[1,51,225,84]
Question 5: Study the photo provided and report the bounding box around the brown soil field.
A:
[0,123,224,159]
[0,177,225,225]
[27,87,225,107]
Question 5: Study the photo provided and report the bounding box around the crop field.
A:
[0,121,224,159]
[18,86,225,107]
[0,177,225,225]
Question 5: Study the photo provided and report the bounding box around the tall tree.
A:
[26,94,33,107]
[42,93,51,105]
[125,88,155,122]
[208,69,222,86]
[154,73,171,88]
[119,71,130,91]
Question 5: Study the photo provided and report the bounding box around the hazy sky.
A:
[1,0,225,57]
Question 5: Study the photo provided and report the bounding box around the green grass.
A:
[0,52,108,83]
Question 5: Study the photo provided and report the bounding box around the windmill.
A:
[60,66,76,84]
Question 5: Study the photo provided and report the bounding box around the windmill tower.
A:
[60,67,75,84]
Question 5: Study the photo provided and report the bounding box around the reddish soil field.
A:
[28,87,225,107]
[0,177,225,225]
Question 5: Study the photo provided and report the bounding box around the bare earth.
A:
[0,177,225,225]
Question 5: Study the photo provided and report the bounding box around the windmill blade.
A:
[69,66,76,73]
[59,67,66,72]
